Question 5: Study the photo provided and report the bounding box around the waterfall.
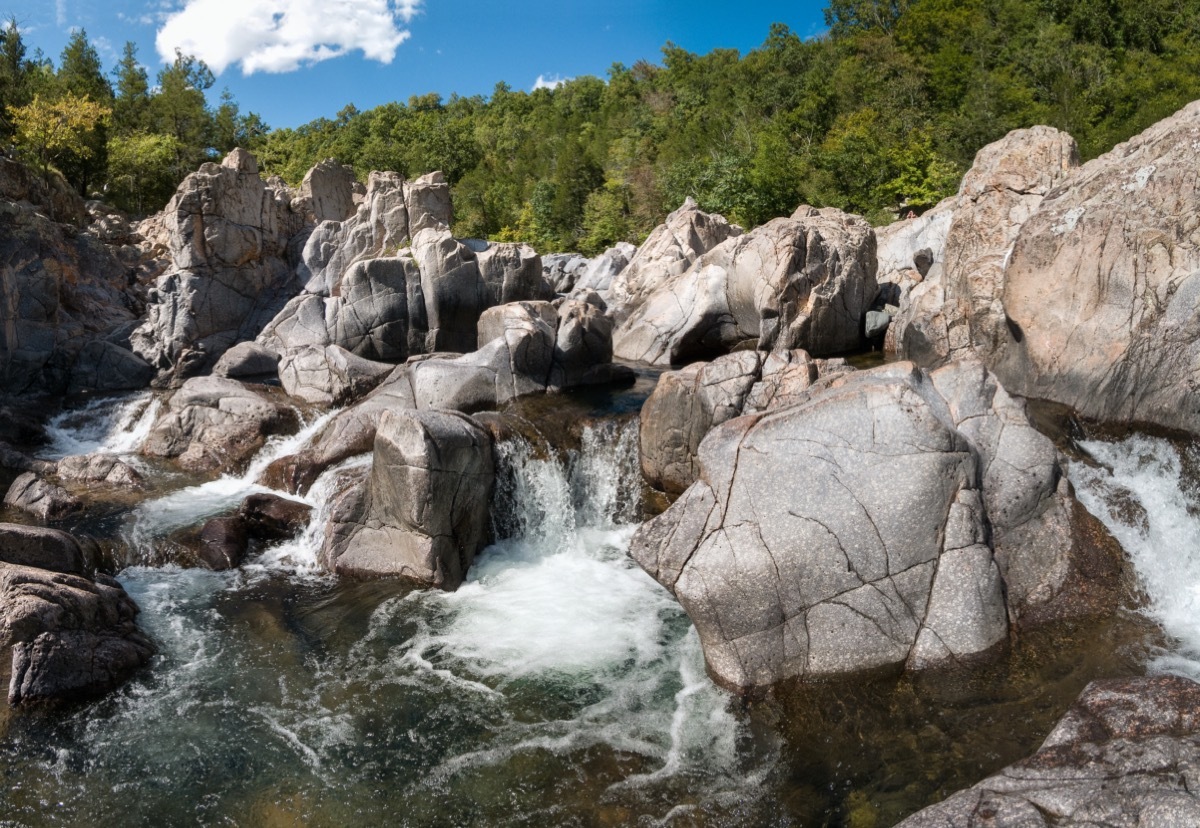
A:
[39,391,162,459]
[1070,434,1200,677]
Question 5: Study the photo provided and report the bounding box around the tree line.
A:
[4,0,1200,252]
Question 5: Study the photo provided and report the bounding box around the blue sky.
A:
[6,0,829,129]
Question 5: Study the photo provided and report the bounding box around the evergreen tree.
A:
[56,29,113,194]
[111,42,149,136]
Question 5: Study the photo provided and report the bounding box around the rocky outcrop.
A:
[140,376,299,474]
[889,128,1079,366]
[630,359,1124,691]
[212,341,280,379]
[639,350,818,494]
[0,524,153,706]
[994,100,1200,434]
[897,675,1200,827]
[874,197,955,348]
[475,241,551,306]
[293,158,357,224]
[4,473,82,520]
[321,409,494,588]
[609,198,739,320]
[572,242,638,295]
[130,149,309,383]
[614,207,876,366]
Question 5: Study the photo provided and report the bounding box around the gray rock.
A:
[196,516,248,571]
[614,207,877,365]
[475,241,551,306]
[4,473,82,520]
[67,340,155,394]
[574,242,637,294]
[321,408,494,589]
[543,253,591,293]
[240,493,311,542]
[0,523,88,575]
[630,359,1122,691]
[295,158,357,223]
[1,562,154,705]
[404,171,452,235]
[54,454,144,488]
[897,676,1200,827]
[212,341,280,378]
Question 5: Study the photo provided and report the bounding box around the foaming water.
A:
[0,420,773,826]
[39,392,162,459]
[1071,434,1200,677]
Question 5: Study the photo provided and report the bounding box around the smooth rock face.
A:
[609,198,740,320]
[196,516,247,571]
[630,359,1120,691]
[67,341,155,395]
[994,100,1200,433]
[140,376,299,474]
[130,150,309,382]
[0,524,87,575]
[296,159,356,224]
[890,127,1079,366]
[321,409,494,589]
[0,562,154,705]
[212,341,280,379]
[897,676,1200,827]
[4,473,82,520]
[614,207,877,366]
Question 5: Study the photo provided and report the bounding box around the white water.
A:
[39,392,162,459]
[1071,434,1200,677]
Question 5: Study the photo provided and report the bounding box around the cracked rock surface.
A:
[320,408,494,589]
[630,358,1124,691]
[897,675,1200,827]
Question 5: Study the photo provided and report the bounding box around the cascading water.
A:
[1070,434,1200,678]
[38,392,162,460]
[0,419,777,826]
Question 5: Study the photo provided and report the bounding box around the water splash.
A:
[1070,434,1200,677]
[39,392,162,459]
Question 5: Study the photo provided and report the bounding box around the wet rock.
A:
[1,562,154,706]
[614,207,876,365]
[239,493,312,542]
[196,516,248,571]
[630,359,1122,691]
[4,473,82,520]
[322,409,494,589]
[0,443,55,476]
[54,454,144,488]
[0,524,88,575]
[212,341,280,379]
[897,675,1200,827]
[141,376,299,474]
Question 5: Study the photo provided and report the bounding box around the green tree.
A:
[106,132,182,214]
[111,42,150,136]
[148,49,215,179]
[55,29,113,194]
[0,17,30,142]
[10,92,110,198]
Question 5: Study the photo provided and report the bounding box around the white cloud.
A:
[532,74,570,92]
[155,0,422,75]
[56,0,67,26]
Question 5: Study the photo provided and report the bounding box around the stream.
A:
[0,389,1190,826]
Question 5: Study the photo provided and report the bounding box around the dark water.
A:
[0,386,1171,828]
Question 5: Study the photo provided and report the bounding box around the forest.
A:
[3,0,1200,252]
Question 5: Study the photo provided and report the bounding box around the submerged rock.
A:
[630,359,1124,691]
[897,675,1200,826]
[322,409,494,589]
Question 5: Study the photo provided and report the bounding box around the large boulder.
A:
[4,473,82,521]
[294,158,357,224]
[321,409,494,589]
[889,127,1079,366]
[0,524,89,575]
[609,198,739,320]
[630,359,1124,691]
[897,676,1200,827]
[995,100,1200,433]
[0,560,154,705]
[140,376,299,474]
[130,149,309,382]
[475,241,551,306]
[614,207,876,366]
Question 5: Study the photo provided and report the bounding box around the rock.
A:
[889,127,1079,366]
[321,409,494,589]
[0,443,55,476]
[994,101,1200,433]
[0,524,88,575]
[239,493,311,542]
[140,376,299,474]
[4,473,82,520]
[413,228,490,354]
[67,340,155,394]
[1,562,154,706]
[549,299,616,388]
[295,158,356,223]
[404,171,452,235]
[196,516,248,571]
[630,359,1123,691]
[212,341,280,379]
[897,676,1200,827]
[130,149,309,382]
[875,197,954,288]
[614,207,876,366]
[609,198,740,321]
[543,253,591,294]
[0,156,89,227]
[475,241,551,306]
[54,454,144,488]
[573,242,637,294]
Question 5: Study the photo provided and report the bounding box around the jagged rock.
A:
[67,340,155,394]
[295,158,357,223]
[0,156,89,227]
[196,516,248,571]
[4,473,82,520]
[129,149,309,383]
[476,241,551,306]
[549,298,617,388]
[321,409,494,588]
[543,253,591,294]
[0,524,88,575]
[995,101,1200,434]
[614,207,876,366]
[630,359,1123,691]
[404,171,452,235]
[140,376,299,474]
[1,561,154,705]
[890,127,1079,366]
[212,341,280,378]
[609,198,740,321]
[54,454,144,488]
[897,676,1200,827]
[573,242,637,294]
